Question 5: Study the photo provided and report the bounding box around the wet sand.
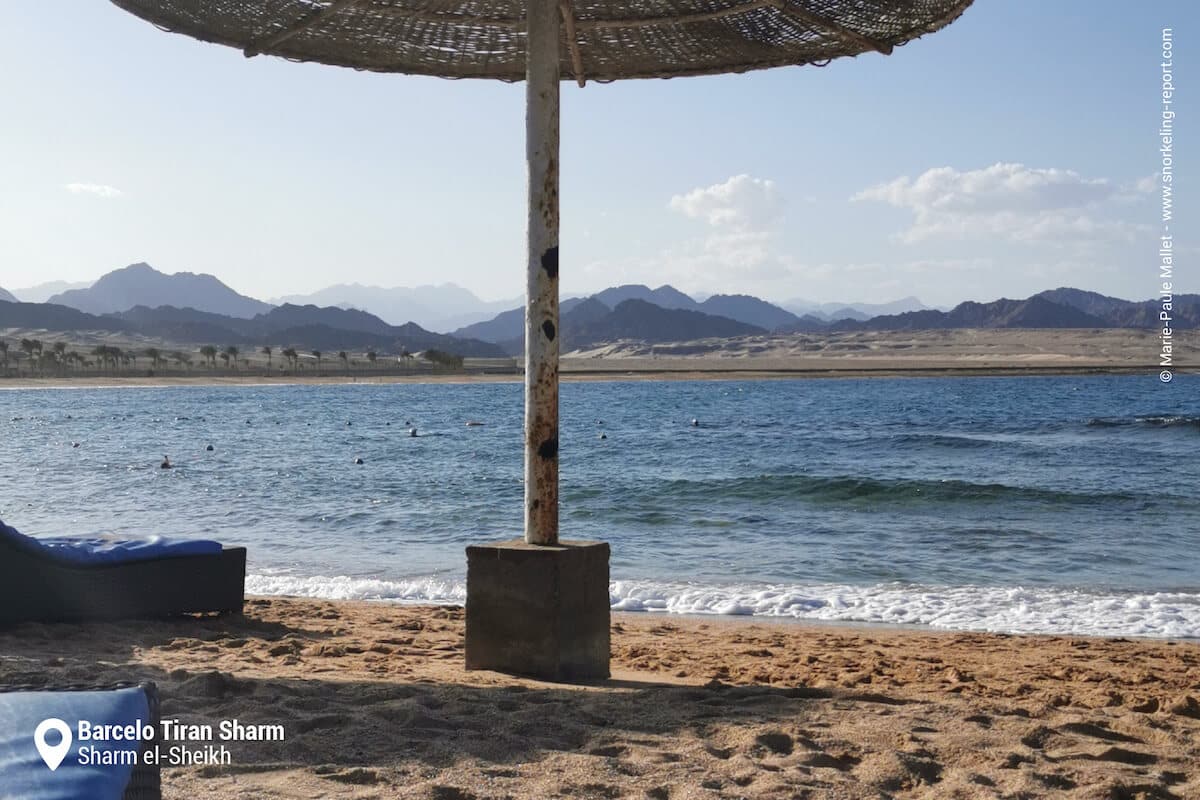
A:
[2,598,1197,799]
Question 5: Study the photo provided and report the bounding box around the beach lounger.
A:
[0,681,161,800]
[0,520,245,625]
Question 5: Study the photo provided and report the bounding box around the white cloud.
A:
[65,183,123,198]
[852,163,1134,244]
[651,175,790,286]
[669,174,782,231]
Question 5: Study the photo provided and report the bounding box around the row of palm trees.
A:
[0,339,198,375]
[1,338,430,377]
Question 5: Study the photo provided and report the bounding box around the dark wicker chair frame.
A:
[0,535,245,625]
[0,681,162,800]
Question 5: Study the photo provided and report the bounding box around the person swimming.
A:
[160,455,172,469]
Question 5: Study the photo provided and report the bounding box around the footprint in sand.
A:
[1058,721,1143,744]
[754,731,794,756]
[586,744,627,758]
[317,767,381,785]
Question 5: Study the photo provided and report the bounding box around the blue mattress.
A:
[0,686,151,800]
[0,520,222,565]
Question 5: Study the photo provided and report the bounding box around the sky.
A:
[0,1,1194,307]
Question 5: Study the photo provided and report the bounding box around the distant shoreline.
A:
[0,363,1184,390]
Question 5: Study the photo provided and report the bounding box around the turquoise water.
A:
[2,375,1197,636]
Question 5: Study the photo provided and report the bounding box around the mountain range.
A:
[47,263,272,318]
[23,264,937,332]
[783,296,935,322]
[269,283,520,332]
[2,263,1194,358]
[11,280,92,303]
[828,288,1200,332]
[0,298,506,357]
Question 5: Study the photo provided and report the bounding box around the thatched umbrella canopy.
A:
[108,0,974,549]
[111,0,972,83]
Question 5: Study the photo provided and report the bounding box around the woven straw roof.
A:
[110,0,973,83]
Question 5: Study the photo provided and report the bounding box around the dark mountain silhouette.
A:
[492,298,763,355]
[563,297,614,328]
[776,314,835,334]
[261,323,501,356]
[4,299,504,357]
[0,299,139,334]
[49,263,272,318]
[829,292,1200,332]
[0,287,16,303]
[564,299,765,350]
[1034,287,1135,319]
[698,294,799,330]
[591,284,699,311]
[258,304,396,337]
[113,305,258,336]
[1036,287,1200,328]
[1110,295,1200,328]
[109,305,258,344]
[833,296,1110,331]
[494,298,617,354]
[452,297,589,343]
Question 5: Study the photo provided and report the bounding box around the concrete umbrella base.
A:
[465,540,610,681]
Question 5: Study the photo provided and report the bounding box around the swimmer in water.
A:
[160,455,172,469]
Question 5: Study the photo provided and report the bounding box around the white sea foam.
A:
[246,573,466,603]
[246,573,1200,639]
[610,581,1200,638]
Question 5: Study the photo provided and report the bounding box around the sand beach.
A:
[2,598,1196,799]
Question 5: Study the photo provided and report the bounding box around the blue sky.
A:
[0,1,1193,306]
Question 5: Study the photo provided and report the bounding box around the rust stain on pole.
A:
[525,0,560,545]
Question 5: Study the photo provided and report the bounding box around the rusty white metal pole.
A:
[524,0,560,545]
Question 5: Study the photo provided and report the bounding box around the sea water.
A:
[1,375,1197,638]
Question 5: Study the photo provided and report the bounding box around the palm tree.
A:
[50,342,66,375]
[219,352,231,368]
[366,350,377,369]
[280,348,297,372]
[172,351,192,369]
[199,345,217,368]
[338,351,349,373]
[261,346,273,370]
[91,345,108,373]
[0,340,8,372]
[224,346,239,371]
[145,347,162,369]
[20,339,41,375]
[311,350,322,373]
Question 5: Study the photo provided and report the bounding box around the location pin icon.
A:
[34,718,72,771]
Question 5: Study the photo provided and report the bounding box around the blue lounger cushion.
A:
[0,519,223,566]
[0,686,151,800]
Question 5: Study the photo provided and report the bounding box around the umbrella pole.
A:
[524,0,560,546]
